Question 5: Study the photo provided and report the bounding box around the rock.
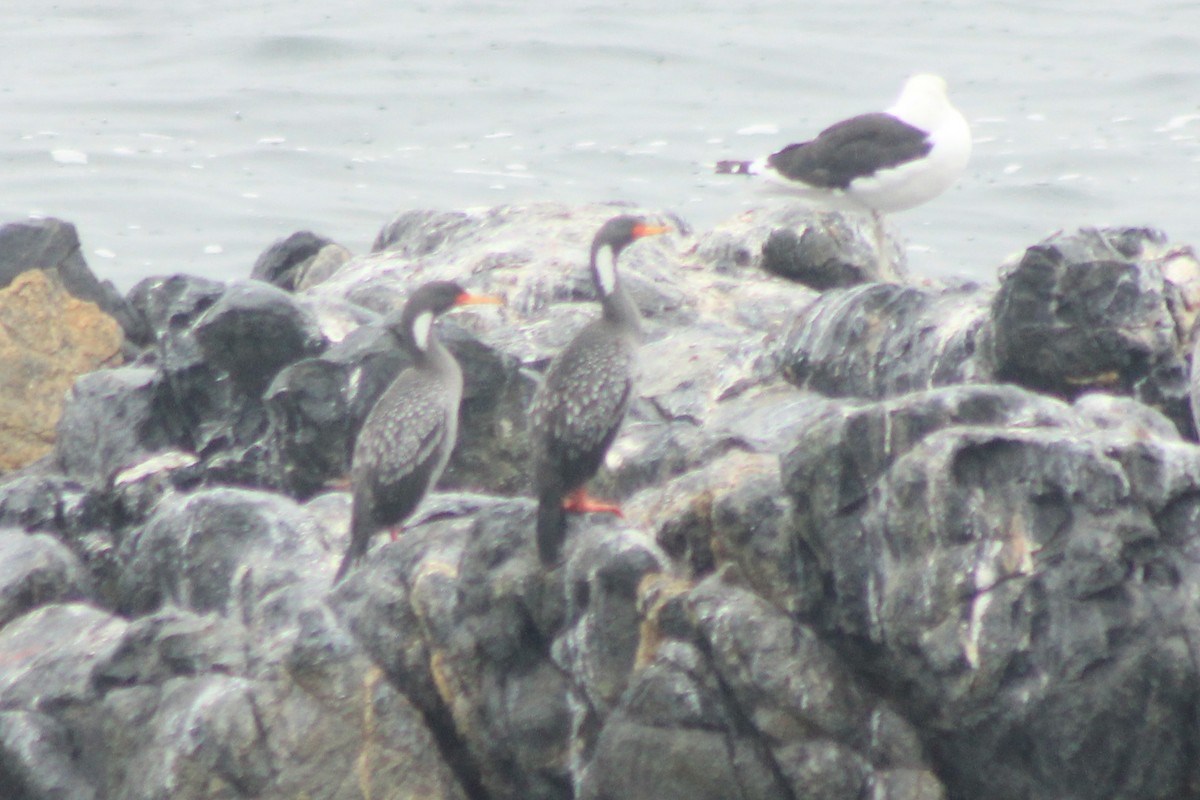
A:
[53,366,175,484]
[1074,391,1182,440]
[0,217,143,345]
[193,280,327,397]
[0,269,124,473]
[578,573,941,800]
[992,227,1192,436]
[0,529,93,628]
[124,272,226,348]
[0,473,111,540]
[0,603,130,711]
[0,594,469,799]
[780,383,1200,800]
[135,279,330,488]
[116,487,333,617]
[250,229,351,291]
[293,242,353,291]
[762,219,880,289]
[0,710,97,800]
[332,495,568,800]
[311,202,683,319]
[779,280,994,399]
[6,204,1200,800]
[692,205,905,283]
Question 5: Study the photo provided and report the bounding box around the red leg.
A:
[388,526,402,542]
[562,486,624,518]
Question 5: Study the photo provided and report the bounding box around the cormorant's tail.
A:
[332,529,369,585]
[536,493,567,566]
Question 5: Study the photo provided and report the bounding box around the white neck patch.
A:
[594,244,617,296]
[412,311,434,352]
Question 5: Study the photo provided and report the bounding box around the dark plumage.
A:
[333,281,501,584]
[530,215,669,565]
[763,112,933,189]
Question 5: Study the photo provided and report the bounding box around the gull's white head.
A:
[888,73,954,130]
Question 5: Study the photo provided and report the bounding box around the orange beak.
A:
[632,223,671,239]
[453,291,505,307]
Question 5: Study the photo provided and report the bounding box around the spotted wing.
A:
[350,369,451,533]
[531,321,635,495]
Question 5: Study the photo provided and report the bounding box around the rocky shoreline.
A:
[2,202,1200,799]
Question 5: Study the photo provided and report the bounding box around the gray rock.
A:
[687,578,943,800]
[6,203,1200,800]
[0,603,129,711]
[116,487,332,616]
[125,273,226,348]
[780,383,1200,800]
[1074,391,1183,440]
[53,366,174,484]
[992,227,1192,436]
[0,476,117,598]
[779,280,994,399]
[762,218,881,289]
[0,710,97,800]
[193,279,327,397]
[691,204,905,283]
[0,530,93,628]
[249,229,344,290]
[332,495,561,800]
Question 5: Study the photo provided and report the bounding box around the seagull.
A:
[716,74,971,272]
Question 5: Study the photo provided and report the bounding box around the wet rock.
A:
[294,292,377,343]
[687,578,943,800]
[0,710,97,800]
[0,595,468,800]
[0,473,122,605]
[692,205,905,283]
[332,495,564,800]
[137,279,330,488]
[578,571,938,800]
[293,241,353,291]
[53,366,175,484]
[116,487,333,617]
[992,227,1192,436]
[0,473,97,536]
[124,272,226,347]
[779,280,994,399]
[780,383,1200,800]
[93,589,465,800]
[311,202,681,319]
[0,217,142,345]
[5,204,1200,800]
[193,279,327,397]
[0,529,94,628]
[0,603,130,710]
[250,229,347,291]
[1074,391,1182,440]
[762,220,878,289]
[0,269,124,473]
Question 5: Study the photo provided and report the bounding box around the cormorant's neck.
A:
[408,334,457,372]
[601,283,642,334]
[592,241,641,333]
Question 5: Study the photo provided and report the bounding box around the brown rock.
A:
[0,269,123,472]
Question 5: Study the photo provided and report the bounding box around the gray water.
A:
[3,1,1199,291]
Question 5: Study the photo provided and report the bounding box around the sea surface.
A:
[3,0,1200,291]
